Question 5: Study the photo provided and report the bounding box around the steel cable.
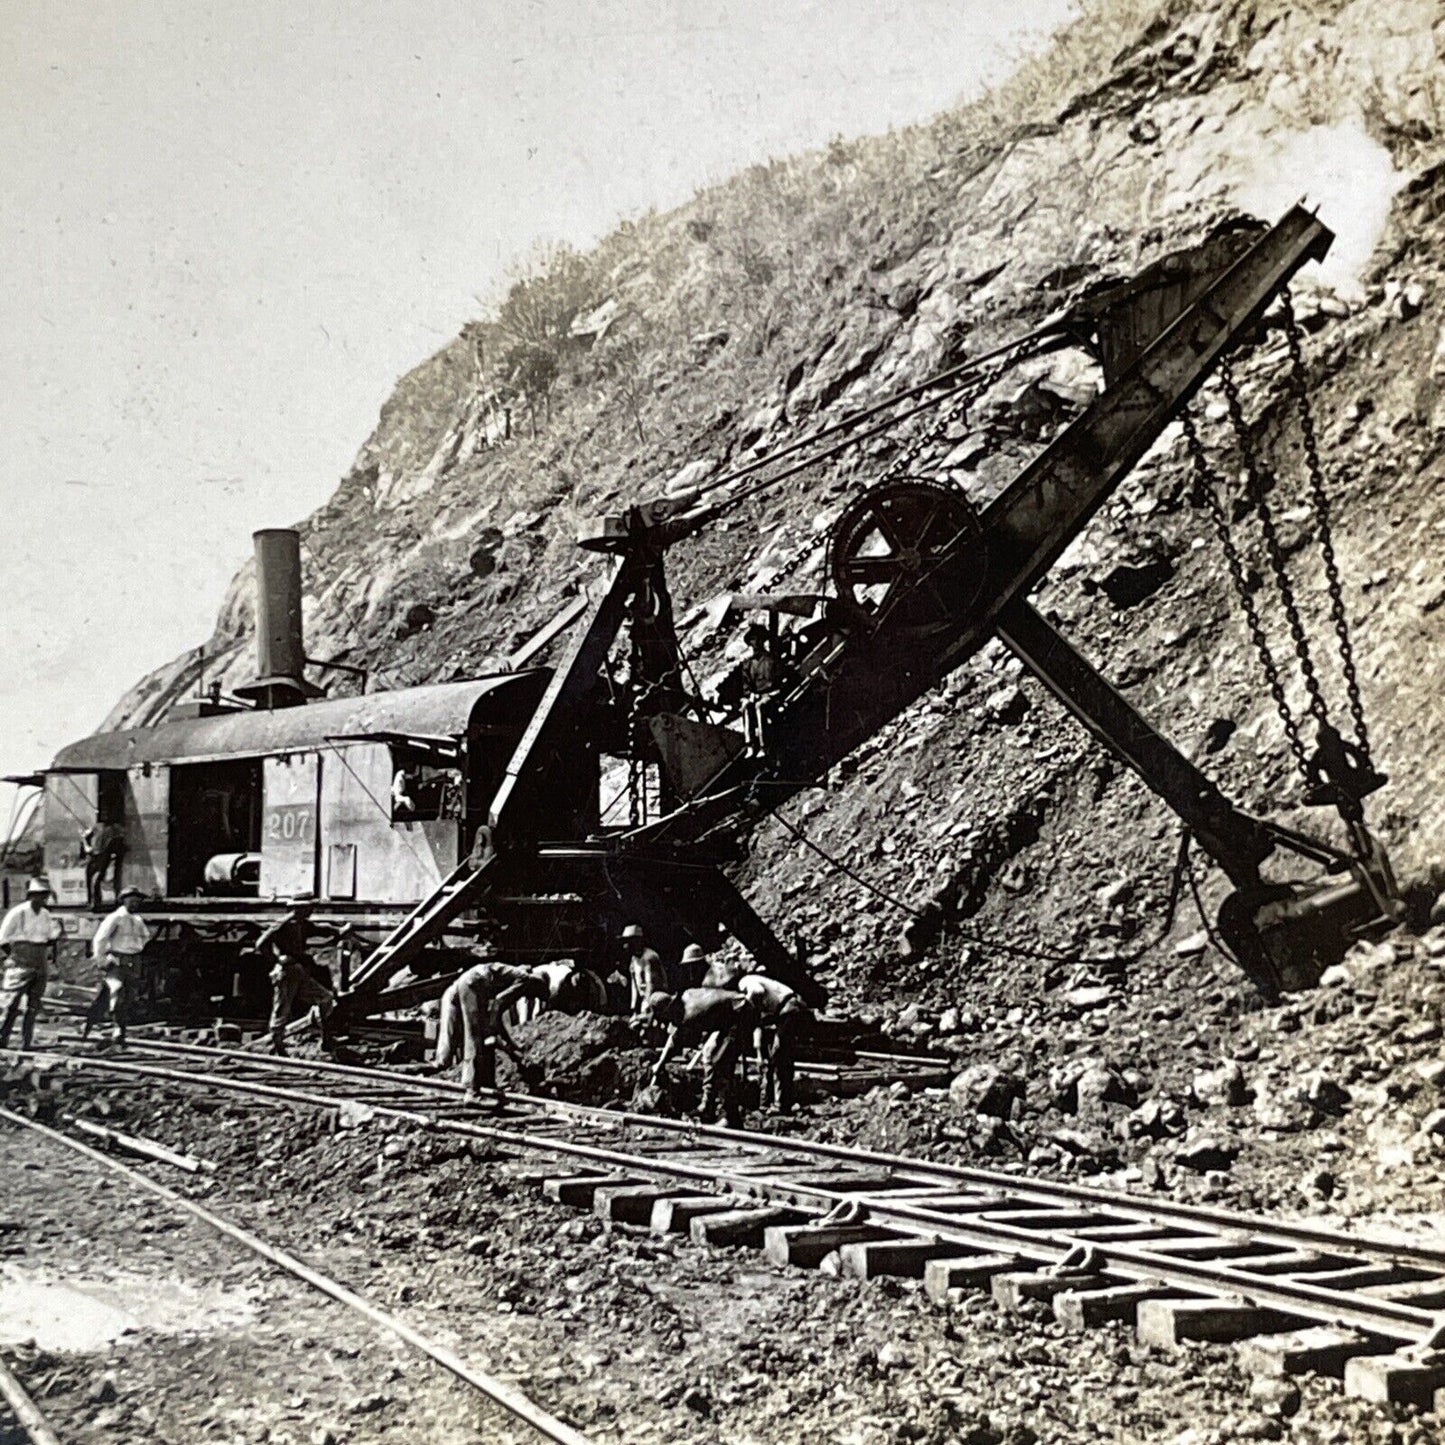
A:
[770,807,1075,964]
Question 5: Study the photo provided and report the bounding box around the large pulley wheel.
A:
[828,478,986,636]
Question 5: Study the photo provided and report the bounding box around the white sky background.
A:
[0,0,1075,838]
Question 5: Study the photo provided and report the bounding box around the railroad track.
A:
[10,1037,1445,1413]
[0,1094,594,1445]
[44,984,956,1098]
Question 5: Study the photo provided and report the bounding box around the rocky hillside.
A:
[107,0,1445,1006]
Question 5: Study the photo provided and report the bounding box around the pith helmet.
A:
[621,923,644,941]
[680,943,706,964]
[25,878,50,896]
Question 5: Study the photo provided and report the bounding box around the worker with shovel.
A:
[436,959,550,1099]
[643,986,759,1127]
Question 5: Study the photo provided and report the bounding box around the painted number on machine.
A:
[266,804,315,843]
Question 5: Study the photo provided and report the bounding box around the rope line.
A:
[770,807,1075,964]
[689,321,1068,505]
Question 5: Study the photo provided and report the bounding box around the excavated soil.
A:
[6,920,1445,1445]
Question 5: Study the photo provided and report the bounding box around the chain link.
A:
[1182,411,1313,782]
[875,353,1011,490]
[1218,358,1336,735]
[1280,288,1373,763]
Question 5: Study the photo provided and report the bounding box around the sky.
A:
[0,0,1077,840]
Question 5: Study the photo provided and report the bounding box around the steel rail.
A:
[21,1048,1445,1347]
[85,1038,1445,1276]
[0,1105,594,1445]
[0,1351,63,1445]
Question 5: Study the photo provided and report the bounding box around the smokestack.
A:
[234,528,321,708]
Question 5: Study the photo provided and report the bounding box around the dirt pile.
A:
[499,1011,653,1103]
[791,923,1445,1236]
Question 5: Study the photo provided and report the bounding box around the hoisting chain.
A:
[625,605,649,829]
[1218,358,1339,746]
[1280,288,1373,763]
[1182,410,1314,782]
[874,349,1019,493]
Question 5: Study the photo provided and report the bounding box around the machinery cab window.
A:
[390,748,463,824]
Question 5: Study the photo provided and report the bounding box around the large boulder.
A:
[949,1064,1023,1120]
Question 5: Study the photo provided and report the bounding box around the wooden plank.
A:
[993,1269,1110,1312]
[1055,1281,1187,1330]
[764,1223,899,1269]
[924,1254,1019,1304]
[593,1184,694,1226]
[839,1236,955,1281]
[691,1206,805,1248]
[650,1195,742,1234]
[1136,1297,1301,1348]
[1345,1353,1445,1407]
[1236,1327,1393,1379]
[542,1174,638,1208]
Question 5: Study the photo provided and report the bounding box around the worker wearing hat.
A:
[84,886,152,1044]
[643,985,758,1127]
[715,620,793,753]
[254,895,348,1056]
[0,880,64,1050]
[677,941,708,990]
[621,923,665,1015]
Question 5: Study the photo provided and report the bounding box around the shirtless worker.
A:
[254,896,348,1056]
[434,960,551,1097]
[0,879,63,1050]
[643,986,758,1127]
[737,972,812,1114]
[83,886,151,1044]
[621,923,665,1013]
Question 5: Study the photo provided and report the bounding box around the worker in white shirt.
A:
[0,880,64,1050]
[83,887,151,1044]
[737,972,812,1114]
